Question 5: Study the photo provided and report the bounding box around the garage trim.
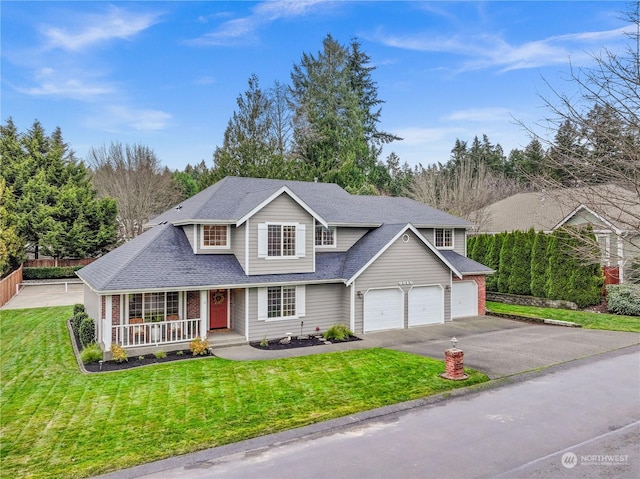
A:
[408,284,444,326]
[363,287,404,333]
[452,280,478,318]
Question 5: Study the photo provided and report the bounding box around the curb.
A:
[487,311,581,328]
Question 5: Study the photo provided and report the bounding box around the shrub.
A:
[111,344,128,363]
[71,312,88,335]
[607,284,640,316]
[154,350,167,359]
[79,317,96,348]
[190,337,210,356]
[80,343,103,364]
[323,324,353,341]
[22,266,83,280]
[73,303,85,315]
[530,232,550,298]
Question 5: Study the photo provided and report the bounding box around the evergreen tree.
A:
[530,231,550,298]
[289,35,399,191]
[0,177,25,276]
[485,233,503,292]
[497,232,515,293]
[508,229,534,295]
[212,74,290,181]
[1,118,117,258]
[470,234,490,266]
[545,230,575,300]
[568,229,604,307]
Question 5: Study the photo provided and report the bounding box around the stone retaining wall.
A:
[486,292,578,310]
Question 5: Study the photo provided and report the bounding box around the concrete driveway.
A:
[1,282,84,310]
[215,316,640,379]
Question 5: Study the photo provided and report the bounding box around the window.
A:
[315,223,335,247]
[202,225,228,248]
[596,234,610,265]
[127,292,179,321]
[266,224,296,256]
[434,228,453,249]
[258,223,305,258]
[259,285,305,320]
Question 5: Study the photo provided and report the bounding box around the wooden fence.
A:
[0,265,23,308]
[24,258,95,268]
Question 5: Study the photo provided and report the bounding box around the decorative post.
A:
[440,337,468,381]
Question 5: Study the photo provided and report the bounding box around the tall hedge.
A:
[471,234,491,267]
[485,233,503,292]
[498,233,515,293]
[530,232,549,297]
[545,230,576,301]
[508,229,534,295]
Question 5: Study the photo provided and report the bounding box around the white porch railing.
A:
[113,318,202,348]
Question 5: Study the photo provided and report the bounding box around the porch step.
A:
[207,331,248,349]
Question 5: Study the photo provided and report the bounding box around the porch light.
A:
[357,291,363,299]
[451,337,458,349]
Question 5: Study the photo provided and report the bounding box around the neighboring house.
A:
[78,177,492,355]
[472,185,640,284]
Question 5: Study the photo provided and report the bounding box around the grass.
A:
[0,306,488,479]
[487,301,640,333]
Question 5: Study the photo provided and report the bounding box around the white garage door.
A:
[364,288,404,332]
[408,286,444,326]
[452,281,478,318]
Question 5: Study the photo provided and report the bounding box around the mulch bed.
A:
[250,334,361,350]
[83,349,211,373]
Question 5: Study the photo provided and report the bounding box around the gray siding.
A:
[231,224,246,271]
[232,288,246,337]
[84,284,100,322]
[418,227,466,255]
[182,224,196,252]
[247,193,315,275]
[353,230,452,334]
[334,227,370,252]
[245,283,346,342]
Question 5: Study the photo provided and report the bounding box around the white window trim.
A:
[434,228,455,250]
[258,222,306,259]
[257,285,306,321]
[315,223,337,249]
[200,224,230,250]
[126,291,182,322]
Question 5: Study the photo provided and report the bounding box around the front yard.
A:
[487,301,640,333]
[0,306,487,479]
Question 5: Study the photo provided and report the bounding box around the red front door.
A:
[209,290,228,329]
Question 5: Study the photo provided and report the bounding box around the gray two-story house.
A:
[77,177,492,355]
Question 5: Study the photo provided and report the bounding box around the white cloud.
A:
[374,24,629,73]
[91,105,172,132]
[16,67,114,100]
[444,108,512,123]
[42,6,161,51]
[189,0,332,46]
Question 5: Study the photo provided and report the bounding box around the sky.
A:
[1,1,632,171]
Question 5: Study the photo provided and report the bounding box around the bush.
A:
[323,324,353,341]
[190,337,210,356]
[110,344,128,363]
[71,312,88,334]
[607,284,640,316]
[22,266,83,280]
[73,303,85,315]
[80,343,103,364]
[154,350,167,359]
[79,317,96,348]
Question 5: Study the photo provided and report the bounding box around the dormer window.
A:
[202,225,229,248]
[434,228,453,249]
[315,222,336,247]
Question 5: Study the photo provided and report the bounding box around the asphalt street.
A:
[98,345,640,479]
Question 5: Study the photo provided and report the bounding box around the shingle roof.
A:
[78,224,348,292]
[150,176,471,228]
[475,185,640,233]
[440,251,494,275]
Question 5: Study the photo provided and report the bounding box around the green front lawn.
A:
[487,301,640,333]
[1,306,487,479]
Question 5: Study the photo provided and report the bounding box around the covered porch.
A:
[97,288,247,353]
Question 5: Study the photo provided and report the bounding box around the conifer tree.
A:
[530,231,550,298]
[497,232,515,293]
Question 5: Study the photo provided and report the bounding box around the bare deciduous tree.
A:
[523,2,640,281]
[88,142,181,241]
[410,157,522,227]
